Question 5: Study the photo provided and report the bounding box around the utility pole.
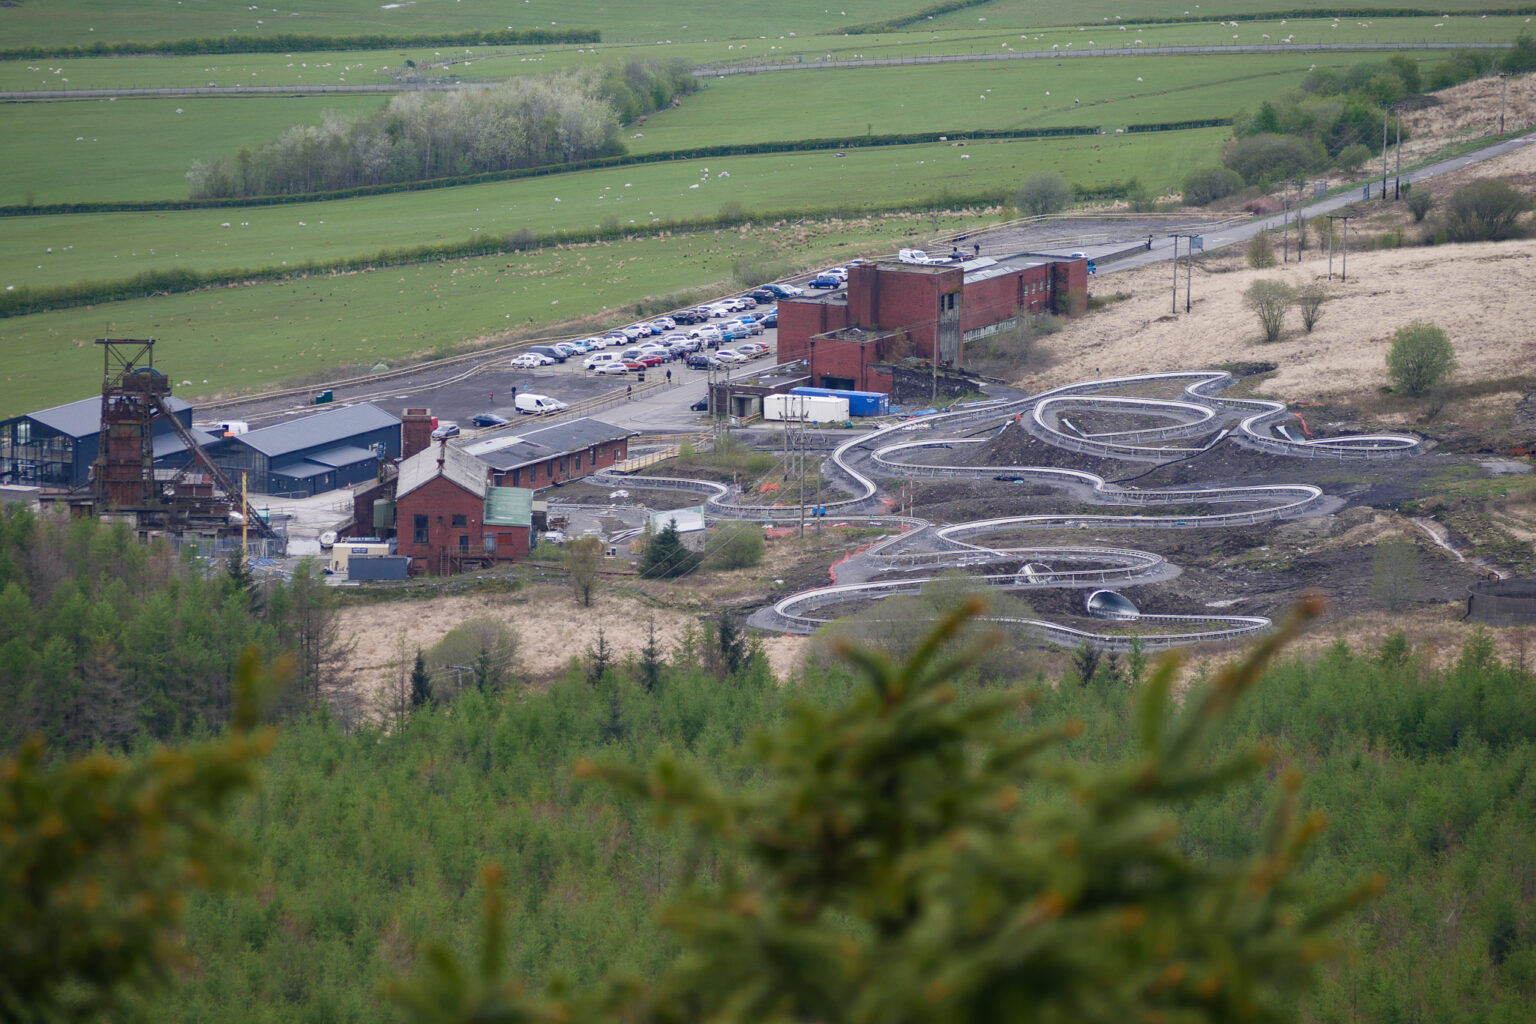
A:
[797,414,807,538]
[1394,117,1402,199]
[1499,72,1510,138]
[1381,113,1389,201]
[1168,233,1180,313]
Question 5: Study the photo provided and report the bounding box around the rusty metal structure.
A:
[90,339,276,540]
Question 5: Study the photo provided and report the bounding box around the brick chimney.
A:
[401,407,433,460]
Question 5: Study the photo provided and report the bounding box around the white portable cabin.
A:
[764,394,850,423]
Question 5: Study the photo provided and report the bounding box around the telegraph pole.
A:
[1327,214,1353,282]
[1381,114,1390,201]
[1499,72,1510,138]
[1168,233,1180,313]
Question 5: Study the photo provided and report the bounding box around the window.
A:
[558,457,568,475]
[484,533,496,553]
[451,513,467,528]
[511,468,520,486]
[941,293,957,313]
[574,453,582,471]
[413,514,428,545]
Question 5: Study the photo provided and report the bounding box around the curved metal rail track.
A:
[599,371,1422,649]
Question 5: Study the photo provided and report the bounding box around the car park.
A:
[470,412,509,428]
[510,352,553,368]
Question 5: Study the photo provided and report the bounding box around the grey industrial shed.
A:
[208,403,401,497]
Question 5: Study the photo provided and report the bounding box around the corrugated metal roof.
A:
[303,444,378,468]
[484,486,533,528]
[396,439,487,500]
[151,427,216,459]
[464,417,635,472]
[235,403,399,458]
[20,394,193,439]
[964,260,1043,285]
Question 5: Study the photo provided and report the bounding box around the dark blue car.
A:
[809,273,840,289]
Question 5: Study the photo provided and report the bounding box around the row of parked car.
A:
[508,291,787,370]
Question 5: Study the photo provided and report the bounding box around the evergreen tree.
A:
[716,610,746,677]
[639,522,700,579]
[409,650,432,708]
[586,628,613,689]
[637,619,663,694]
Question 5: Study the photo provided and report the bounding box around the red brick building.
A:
[461,418,634,488]
[393,441,533,575]
[778,256,1087,394]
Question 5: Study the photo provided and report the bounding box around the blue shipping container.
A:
[789,387,889,417]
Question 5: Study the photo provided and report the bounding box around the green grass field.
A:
[0,210,999,416]
[1,51,1351,206]
[1,128,1228,291]
[1,0,1525,407]
[11,0,1533,49]
[4,17,1523,95]
[0,94,385,205]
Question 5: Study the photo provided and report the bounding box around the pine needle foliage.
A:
[0,650,283,1022]
[391,597,1374,1024]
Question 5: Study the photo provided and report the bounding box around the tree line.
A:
[9,580,1534,1023]
[0,506,347,754]
[0,27,599,61]
[1184,42,1535,203]
[186,60,697,199]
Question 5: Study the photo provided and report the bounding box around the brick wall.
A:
[395,475,486,574]
[491,437,629,489]
[778,299,849,363]
[401,408,434,460]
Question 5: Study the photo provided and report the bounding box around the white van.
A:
[515,393,570,415]
[584,352,621,370]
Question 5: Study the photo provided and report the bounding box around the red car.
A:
[636,353,665,367]
[622,360,648,371]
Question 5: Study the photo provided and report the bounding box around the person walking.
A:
[666,369,672,384]
[626,384,632,401]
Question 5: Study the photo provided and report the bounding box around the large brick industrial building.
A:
[777,256,1087,396]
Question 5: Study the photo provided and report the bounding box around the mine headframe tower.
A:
[90,339,276,539]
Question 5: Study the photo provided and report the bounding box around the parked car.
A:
[737,341,769,358]
[594,362,631,375]
[809,273,841,289]
[585,352,622,369]
[762,283,802,298]
[431,420,461,439]
[689,325,723,346]
[602,333,627,347]
[735,319,765,335]
[747,287,777,303]
[715,348,747,364]
[527,345,567,363]
[761,310,778,328]
[510,352,553,368]
[622,360,648,371]
[635,353,665,367]
[686,353,720,370]
[470,412,509,428]
[672,308,704,325]
[515,393,569,415]
[553,341,581,357]
[736,295,758,308]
